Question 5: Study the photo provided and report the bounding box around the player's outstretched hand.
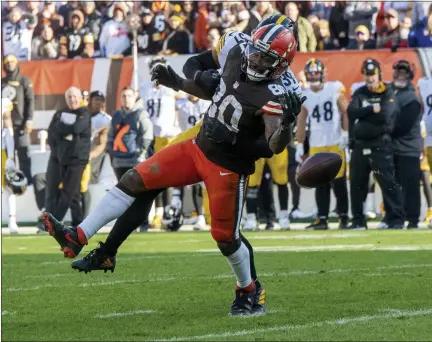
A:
[151,64,184,91]
[279,91,307,126]
[194,69,221,97]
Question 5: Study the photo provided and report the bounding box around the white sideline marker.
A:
[163,308,432,341]
[94,310,156,318]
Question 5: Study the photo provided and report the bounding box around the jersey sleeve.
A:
[261,100,283,115]
[215,31,249,69]
[280,70,303,98]
[334,81,346,95]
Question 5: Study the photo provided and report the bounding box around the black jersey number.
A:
[208,78,243,133]
[427,94,432,116]
[311,101,333,123]
[147,98,161,118]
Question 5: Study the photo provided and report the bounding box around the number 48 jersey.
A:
[302,81,345,148]
[418,77,432,147]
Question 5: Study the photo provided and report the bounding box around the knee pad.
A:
[246,187,259,199]
[117,169,146,196]
[217,238,241,257]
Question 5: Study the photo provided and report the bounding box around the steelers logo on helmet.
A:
[304,58,324,88]
[243,23,297,82]
[148,56,167,72]
[254,14,299,44]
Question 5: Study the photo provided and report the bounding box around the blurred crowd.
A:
[2,1,432,61]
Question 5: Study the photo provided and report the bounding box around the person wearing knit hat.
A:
[347,24,376,50]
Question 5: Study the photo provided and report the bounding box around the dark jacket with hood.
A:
[1,62,34,128]
[48,106,91,166]
[348,82,398,149]
[61,9,89,58]
[391,82,422,157]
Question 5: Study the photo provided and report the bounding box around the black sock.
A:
[240,232,259,287]
[104,189,164,256]
[192,184,203,215]
[277,184,288,211]
[246,187,259,214]
[315,183,331,219]
[333,177,349,217]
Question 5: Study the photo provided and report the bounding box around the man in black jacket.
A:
[391,60,422,228]
[46,87,91,226]
[348,59,404,229]
[1,54,34,184]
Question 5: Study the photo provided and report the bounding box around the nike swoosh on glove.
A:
[279,91,307,126]
[151,65,184,91]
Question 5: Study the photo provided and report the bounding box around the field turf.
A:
[2,229,432,341]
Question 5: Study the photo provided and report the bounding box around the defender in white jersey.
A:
[296,58,350,230]
[2,98,18,233]
[418,77,432,163]
[139,57,180,228]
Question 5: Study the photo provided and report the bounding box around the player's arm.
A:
[337,87,349,132]
[263,114,292,155]
[182,49,220,79]
[347,89,373,119]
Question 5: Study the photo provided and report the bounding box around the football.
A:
[296,152,343,188]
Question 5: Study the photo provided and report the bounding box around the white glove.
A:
[339,131,349,150]
[170,195,182,210]
[295,143,304,164]
[5,158,15,170]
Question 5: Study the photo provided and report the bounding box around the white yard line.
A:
[94,310,156,318]
[5,264,432,293]
[161,308,432,341]
[248,233,365,240]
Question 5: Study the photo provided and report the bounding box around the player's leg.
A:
[268,149,290,230]
[306,147,330,230]
[244,159,264,231]
[422,170,432,224]
[2,149,18,233]
[330,146,349,228]
[71,189,164,273]
[192,183,206,230]
[44,139,201,258]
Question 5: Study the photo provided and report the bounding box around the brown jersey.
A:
[196,33,285,175]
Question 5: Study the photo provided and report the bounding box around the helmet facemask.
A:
[242,44,287,82]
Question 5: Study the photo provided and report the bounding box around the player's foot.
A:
[338,215,349,229]
[252,285,266,315]
[193,215,206,231]
[306,218,328,230]
[407,223,418,229]
[377,221,388,229]
[229,285,256,316]
[243,214,258,231]
[346,220,367,230]
[71,242,116,273]
[265,221,274,230]
[43,212,87,258]
[424,208,432,224]
[278,210,290,230]
[151,215,162,229]
[289,208,309,219]
[8,221,19,234]
[366,211,377,220]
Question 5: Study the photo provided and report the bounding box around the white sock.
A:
[79,186,135,240]
[155,207,164,217]
[7,191,16,218]
[366,193,376,212]
[226,242,252,288]
[247,213,256,221]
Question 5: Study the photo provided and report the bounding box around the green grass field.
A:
[2,229,432,341]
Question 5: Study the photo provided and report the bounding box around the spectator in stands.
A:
[34,1,64,37]
[81,1,102,50]
[31,25,59,60]
[194,2,209,52]
[161,12,192,55]
[107,87,153,182]
[25,1,41,20]
[1,54,35,184]
[346,25,376,50]
[207,28,220,50]
[2,7,36,61]
[377,9,409,49]
[310,1,334,21]
[244,1,279,35]
[58,1,81,27]
[80,33,99,58]
[315,19,338,50]
[409,4,432,47]
[182,1,196,34]
[344,1,380,45]
[223,2,250,33]
[285,2,317,52]
[329,1,349,49]
[99,2,130,57]
[59,9,89,59]
[384,1,425,27]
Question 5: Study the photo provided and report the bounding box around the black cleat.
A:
[345,221,367,230]
[252,286,266,315]
[338,215,349,229]
[43,212,87,258]
[71,242,116,274]
[306,218,328,230]
[229,286,256,316]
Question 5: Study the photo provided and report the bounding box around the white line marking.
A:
[248,234,365,240]
[162,308,432,341]
[94,310,156,318]
[198,244,432,253]
[2,311,16,316]
[5,264,432,293]
[25,273,66,279]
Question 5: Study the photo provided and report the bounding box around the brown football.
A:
[296,152,343,188]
